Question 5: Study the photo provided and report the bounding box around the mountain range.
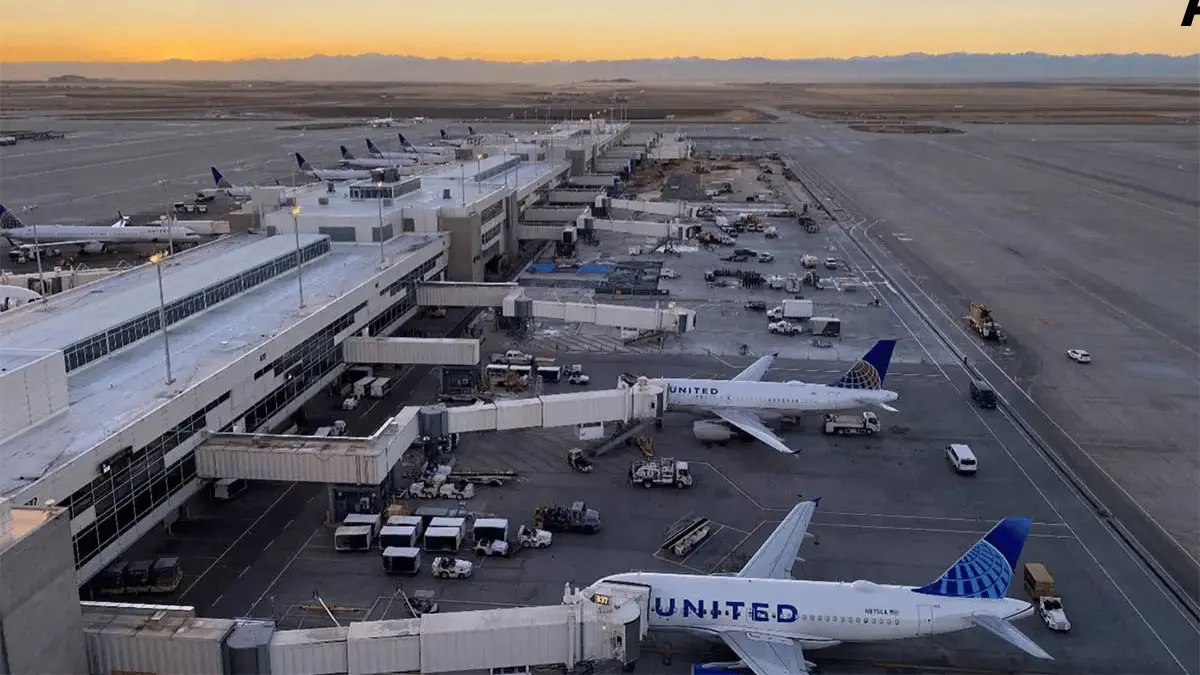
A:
[3,53,1196,83]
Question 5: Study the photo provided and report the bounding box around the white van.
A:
[945,444,978,475]
[212,478,247,500]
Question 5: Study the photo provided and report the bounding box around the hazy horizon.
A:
[3,0,1195,63]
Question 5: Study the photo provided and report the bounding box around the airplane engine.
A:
[693,420,734,444]
[81,242,107,254]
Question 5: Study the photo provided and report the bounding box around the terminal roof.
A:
[0,233,441,497]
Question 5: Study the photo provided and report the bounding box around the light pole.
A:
[155,178,175,255]
[475,153,483,181]
[22,205,46,294]
[291,207,305,308]
[376,181,386,265]
[149,252,175,386]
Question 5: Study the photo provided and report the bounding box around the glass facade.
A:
[62,239,331,373]
[59,248,444,572]
[367,252,442,337]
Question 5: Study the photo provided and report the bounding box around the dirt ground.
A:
[0,80,1195,124]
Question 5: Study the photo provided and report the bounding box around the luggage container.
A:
[335,525,374,552]
[150,556,182,593]
[473,518,510,543]
[414,506,469,530]
[124,560,154,593]
[344,512,382,539]
[423,526,463,552]
[212,477,247,501]
[428,516,467,531]
[387,514,424,532]
[379,525,420,549]
[96,560,128,595]
[382,547,422,575]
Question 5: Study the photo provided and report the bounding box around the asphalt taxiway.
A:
[105,349,1198,674]
[703,115,1200,573]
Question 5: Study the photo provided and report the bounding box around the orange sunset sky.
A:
[2,0,1196,62]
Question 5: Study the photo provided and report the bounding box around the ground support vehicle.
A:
[822,412,880,436]
[630,458,693,489]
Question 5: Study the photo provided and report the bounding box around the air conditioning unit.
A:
[318,197,329,206]
[442,189,452,200]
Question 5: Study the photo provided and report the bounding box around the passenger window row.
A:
[800,614,899,625]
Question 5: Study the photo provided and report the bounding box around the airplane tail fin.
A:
[831,339,895,390]
[398,133,411,148]
[295,152,312,171]
[440,129,448,140]
[340,145,354,160]
[0,203,24,230]
[914,517,1032,599]
[112,211,128,228]
[212,166,234,188]
[468,125,476,136]
[366,138,381,154]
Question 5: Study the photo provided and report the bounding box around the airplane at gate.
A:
[340,145,416,168]
[650,339,899,454]
[294,152,371,181]
[583,499,1052,675]
[0,203,199,255]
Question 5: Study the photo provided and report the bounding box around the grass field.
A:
[0,80,1195,124]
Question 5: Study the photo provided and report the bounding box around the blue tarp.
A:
[527,263,556,273]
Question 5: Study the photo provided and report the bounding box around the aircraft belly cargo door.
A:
[917,605,934,635]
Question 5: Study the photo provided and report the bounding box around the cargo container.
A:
[386,514,423,532]
[381,547,422,575]
[344,512,382,538]
[269,627,349,675]
[428,516,467,531]
[378,525,419,549]
[368,377,393,399]
[334,525,374,552]
[346,620,421,675]
[473,517,509,543]
[423,526,463,552]
[352,376,376,397]
[413,506,469,530]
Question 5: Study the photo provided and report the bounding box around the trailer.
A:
[352,375,375,397]
[423,526,463,552]
[473,518,509,543]
[808,316,842,337]
[629,458,693,489]
[367,376,393,398]
[382,547,422,575]
[661,515,712,558]
[822,412,880,436]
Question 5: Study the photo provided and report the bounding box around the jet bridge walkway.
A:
[417,282,696,334]
[194,379,666,485]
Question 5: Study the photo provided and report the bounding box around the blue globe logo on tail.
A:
[832,339,896,390]
[914,517,1032,599]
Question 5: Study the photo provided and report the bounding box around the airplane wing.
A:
[717,630,808,675]
[732,353,777,382]
[712,408,795,454]
[12,239,96,250]
[738,499,819,579]
[969,614,1053,660]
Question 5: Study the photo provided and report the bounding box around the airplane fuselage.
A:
[308,168,371,181]
[658,377,898,415]
[3,224,200,246]
[343,156,416,168]
[596,572,1032,650]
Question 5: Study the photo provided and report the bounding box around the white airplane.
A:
[198,167,253,199]
[650,339,900,454]
[365,138,414,161]
[433,126,477,147]
[367,115,400,128]
[397,133,451,156]
[0,203,199,255]
[582,499,1052,675]
[339,145,416,169]
[294,152,371,181]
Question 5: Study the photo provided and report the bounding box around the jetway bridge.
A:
[79,584,650,675]
[417,282,696,334]
[194,379,665,485]
[604,197,696,220]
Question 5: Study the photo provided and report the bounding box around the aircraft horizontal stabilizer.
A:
[969,614,1053,660]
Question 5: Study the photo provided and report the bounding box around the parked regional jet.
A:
[365,139,414,161]
[647,339,899,453]
[294,153,372,181]
[0,203,199,255]
[433,127,477,147]
[582,499,1051,674]
[339,145,416,169]
[395,133,448,156]
[198,167,253,200]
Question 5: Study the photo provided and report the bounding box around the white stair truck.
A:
[381,547,422,575]
[822,412,880,436]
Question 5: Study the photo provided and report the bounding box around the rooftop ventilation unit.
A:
[442,189,452,200]
[318,197,329,206]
